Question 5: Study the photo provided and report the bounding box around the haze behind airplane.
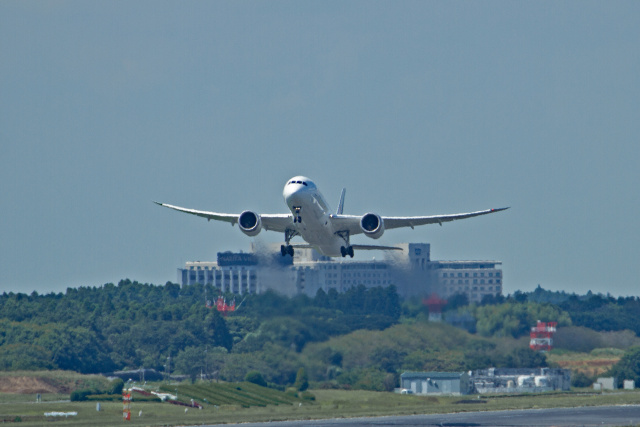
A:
[155,176,508,258]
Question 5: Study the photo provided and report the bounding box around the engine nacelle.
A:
[360,213,385,239]
[238,211,262,236]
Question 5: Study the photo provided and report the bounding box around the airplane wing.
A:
[382,207,510,230]
[153,202,293,233]
[331,207,509,236]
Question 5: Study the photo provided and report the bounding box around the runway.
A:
[201,405,640,427]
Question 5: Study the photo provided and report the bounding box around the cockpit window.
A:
[288,180,308,186]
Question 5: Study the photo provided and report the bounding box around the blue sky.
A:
[1,1,638,296]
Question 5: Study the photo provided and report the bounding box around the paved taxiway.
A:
[201,405,640,427]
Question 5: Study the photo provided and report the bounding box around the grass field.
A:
[162,382,301,407]
[2,387,640,426]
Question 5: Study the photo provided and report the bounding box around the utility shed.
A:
[596,377,616,390]
[400,372,470,396]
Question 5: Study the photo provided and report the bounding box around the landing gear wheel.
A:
[281,245,295,257]
[340,246,354,258]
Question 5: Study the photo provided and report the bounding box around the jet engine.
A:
[360,213,385,239]
[238,211,262,236]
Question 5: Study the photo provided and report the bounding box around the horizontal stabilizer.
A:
[351,244,403,251]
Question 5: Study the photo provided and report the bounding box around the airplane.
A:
[155,176,508,258]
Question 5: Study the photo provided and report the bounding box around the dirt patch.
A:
[554,358,620,376]
[0,377,65,394]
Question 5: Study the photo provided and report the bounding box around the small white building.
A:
[596,377,617,391]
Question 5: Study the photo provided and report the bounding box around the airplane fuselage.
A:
[283,176,345,256]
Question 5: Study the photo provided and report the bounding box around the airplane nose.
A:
[283,183,303,207]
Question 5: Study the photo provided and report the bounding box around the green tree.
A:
[607,346,640,388]
[205,311,233,351]
[370,348,405,373]
[383,373,398,392]
[475,302,571,338]
[245,370,267,387]
[109,378,125,394]
[496,348,547,369]
[571,371,594,388]
[294,367,309,391]
[174,346,207,381]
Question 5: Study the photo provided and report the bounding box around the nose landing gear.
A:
[292,206,302,223]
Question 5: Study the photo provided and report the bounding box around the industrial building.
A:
[178,243,503,301]
[471,368,571,394]
[400,372,471,395]
[400,368,571,395]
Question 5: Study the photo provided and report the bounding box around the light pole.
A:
[205,346,208,381]
[166,354,171,383]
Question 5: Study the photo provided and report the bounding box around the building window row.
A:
[443,271,501,278]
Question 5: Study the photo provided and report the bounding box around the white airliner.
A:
[155,176,508,258]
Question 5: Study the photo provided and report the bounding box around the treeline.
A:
[235,285,401,352]
[0,281,400,376]
[0,281,232,373]
[437,286,640,339]
[503,286,640,337]
[2,281,640,391]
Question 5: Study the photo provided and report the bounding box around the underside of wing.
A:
[329,215,367,236]
[383,207,510,230]
[154,202,240,224]
[259,214,294,233]
[154,202,293,232]
[330,207,509,235]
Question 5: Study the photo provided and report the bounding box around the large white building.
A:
[178,243,503,302]
[430,261,503,301]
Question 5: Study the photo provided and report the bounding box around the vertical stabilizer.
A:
[336,188,346,215]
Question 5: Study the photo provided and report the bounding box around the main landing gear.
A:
[281,244,294,257]
[281,229,298,257]
[336,230,354,258]
[340,246,354,258]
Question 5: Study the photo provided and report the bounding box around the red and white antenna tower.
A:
[529,320,557,351]
[122,388,132,421]
[214,296,236,316]
[423,294,447,322]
